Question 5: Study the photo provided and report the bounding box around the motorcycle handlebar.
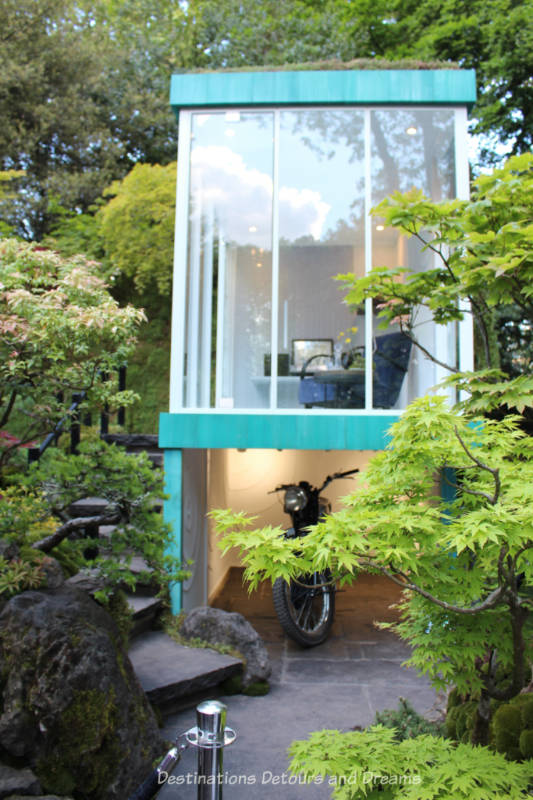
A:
[318,468,359,491]
[269,468,359,495]
[268,484,296,494]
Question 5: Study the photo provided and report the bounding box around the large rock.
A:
[180,607,271,687]
[0,587,163,800]
[0,764,41,798]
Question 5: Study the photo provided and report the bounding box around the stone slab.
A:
[128,631,242,710]
[283,657,423,685]
[68,496,109,516]
[0,765,41,798]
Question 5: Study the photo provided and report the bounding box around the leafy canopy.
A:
[98,162,176,296]
[213,396,533,701]
[0,239,144,473]
[289,725,533,799]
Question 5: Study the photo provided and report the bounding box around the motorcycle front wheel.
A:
[272,571,335,647]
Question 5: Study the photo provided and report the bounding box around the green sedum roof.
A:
[170,68,476,113]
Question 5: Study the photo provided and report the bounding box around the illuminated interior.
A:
[177,106,458,411]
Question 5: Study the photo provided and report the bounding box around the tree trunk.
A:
[471,689,492,745]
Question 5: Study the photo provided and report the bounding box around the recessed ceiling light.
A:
[256,262,263,268]
[376,224,385,231]
[406,126,418,136]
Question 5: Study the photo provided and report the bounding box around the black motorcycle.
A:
[270,468,359,647]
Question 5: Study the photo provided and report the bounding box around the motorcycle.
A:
[270,468,359,647]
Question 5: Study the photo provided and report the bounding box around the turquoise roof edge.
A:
[170,69,476,111]
[159,411,399,451]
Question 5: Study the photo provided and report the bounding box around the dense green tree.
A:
[185,0,345,67]
[98,162,176,297]
[0,0,186,239]
[0,1,115,238]
[379,0,533,162]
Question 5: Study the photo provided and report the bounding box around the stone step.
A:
[102,433,164,468]
[127,593,163,638]
[69,496,163,521]
[128,630,242,716]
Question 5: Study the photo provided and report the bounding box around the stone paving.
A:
[158,572,442,799]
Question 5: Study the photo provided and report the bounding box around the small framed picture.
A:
[291,339,334,372]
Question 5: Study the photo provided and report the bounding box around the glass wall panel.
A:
[371,108,456,409]
[278,109,366,409]
[184,111,274,408]
[180,105,459,412]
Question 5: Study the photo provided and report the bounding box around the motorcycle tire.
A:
[272,571,335,647]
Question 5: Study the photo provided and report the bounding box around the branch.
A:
[514,542,533,562]
[498,545,509,585]
[509,279,533,317]
[411,229,458,283]
[399,321,459,374]
[453,427,501,505]
[0,389,17,428]
[411,229,495,367]
[359,559,505,615]
[32,512,121,553]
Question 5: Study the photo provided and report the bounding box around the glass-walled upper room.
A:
[173,103,465,412]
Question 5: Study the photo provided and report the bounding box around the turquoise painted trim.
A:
[170,70,476,111]
[159,411,398,451]
[163,448,183,613]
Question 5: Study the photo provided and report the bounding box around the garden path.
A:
[158,572,442,799]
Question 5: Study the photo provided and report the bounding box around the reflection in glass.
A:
[371,109,456,408]
[181,105,459,411]
[277,109,366,408]
[185,111,274,409]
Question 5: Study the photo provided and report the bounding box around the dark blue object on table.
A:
[298,332,412,409]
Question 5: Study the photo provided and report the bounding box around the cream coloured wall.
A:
[207,448,376,600]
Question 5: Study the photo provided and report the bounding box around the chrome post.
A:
[186,700,236,800]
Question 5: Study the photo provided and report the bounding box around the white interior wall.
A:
[207,447,376,600]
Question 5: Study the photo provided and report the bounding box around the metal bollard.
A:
[186,700,236,800]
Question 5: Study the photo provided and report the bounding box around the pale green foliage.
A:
[0,239,145,471]
[337,153,533,409]
[289,726,533,799]
[0,554,46,597]
[213,396,532,699]
[374,697,444,740]
[98,162,176,295]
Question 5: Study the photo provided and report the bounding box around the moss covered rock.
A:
[491,693,533,761]
[445,692,478,743]
[0,587,163,799]
[180,606,271,688]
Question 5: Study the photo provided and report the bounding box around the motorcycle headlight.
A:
[284,486,307,513]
